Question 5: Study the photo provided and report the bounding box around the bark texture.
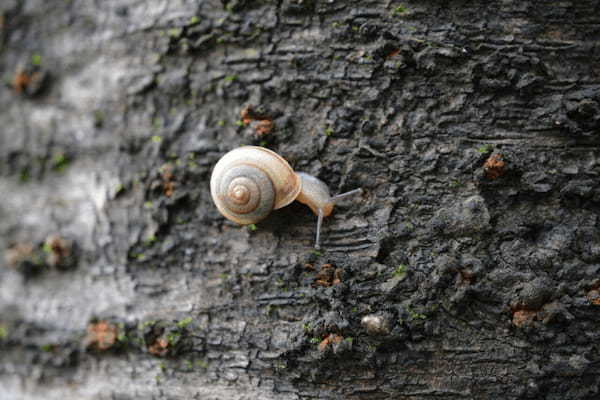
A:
[2,0,600,399]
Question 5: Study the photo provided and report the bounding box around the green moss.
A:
[117,332,128,343]
[477,144,493,153]
[324,126,334,136]
[247,224,257,231]
[40,344,54,352]
[223,75,238,83]
[274,361,286,370]
[31,54,42,66]
[167,28,183,38]
[52,153,70,172]
[309,337,320,344]
[407,306,427,320]
[139,320,156,330]
[151,135,162,143]
[19,169,30,183]
[393,264,407,277]
[189,16,200,25]
[166,331,181,345]
[392,5,408,15]
[144,201,153,209]
[0,325,7,339]
[217,120,226,127]
[42,242,52,254]
[93,110,105,127]
[152,117,163,128]
[177,317,193,329]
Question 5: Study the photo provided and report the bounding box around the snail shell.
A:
[210,146,301,225]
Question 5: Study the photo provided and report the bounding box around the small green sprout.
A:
[247,224,257,231]
[324,126,334,136]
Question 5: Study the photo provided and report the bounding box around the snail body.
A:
[210,146,361,248]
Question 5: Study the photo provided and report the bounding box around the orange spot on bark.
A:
[86,321,119,351]
[484,154,506,179]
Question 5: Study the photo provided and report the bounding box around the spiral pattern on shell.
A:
[210,146,301,225]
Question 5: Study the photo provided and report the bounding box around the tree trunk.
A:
[1,0,600,399]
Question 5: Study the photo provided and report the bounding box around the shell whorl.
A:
[210,146,301,225]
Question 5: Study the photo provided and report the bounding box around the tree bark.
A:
[1,0,600,399]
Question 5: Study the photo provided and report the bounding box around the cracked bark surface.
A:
[1,0,600,399]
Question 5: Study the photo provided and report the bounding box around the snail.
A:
[210,146,362,249]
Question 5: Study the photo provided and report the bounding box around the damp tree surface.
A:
[1,1,600,399]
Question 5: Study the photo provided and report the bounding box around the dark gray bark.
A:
[1,0,600,399]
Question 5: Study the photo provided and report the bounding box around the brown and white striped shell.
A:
[210,146,301,225]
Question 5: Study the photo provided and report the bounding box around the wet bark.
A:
[1,0,600,399]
